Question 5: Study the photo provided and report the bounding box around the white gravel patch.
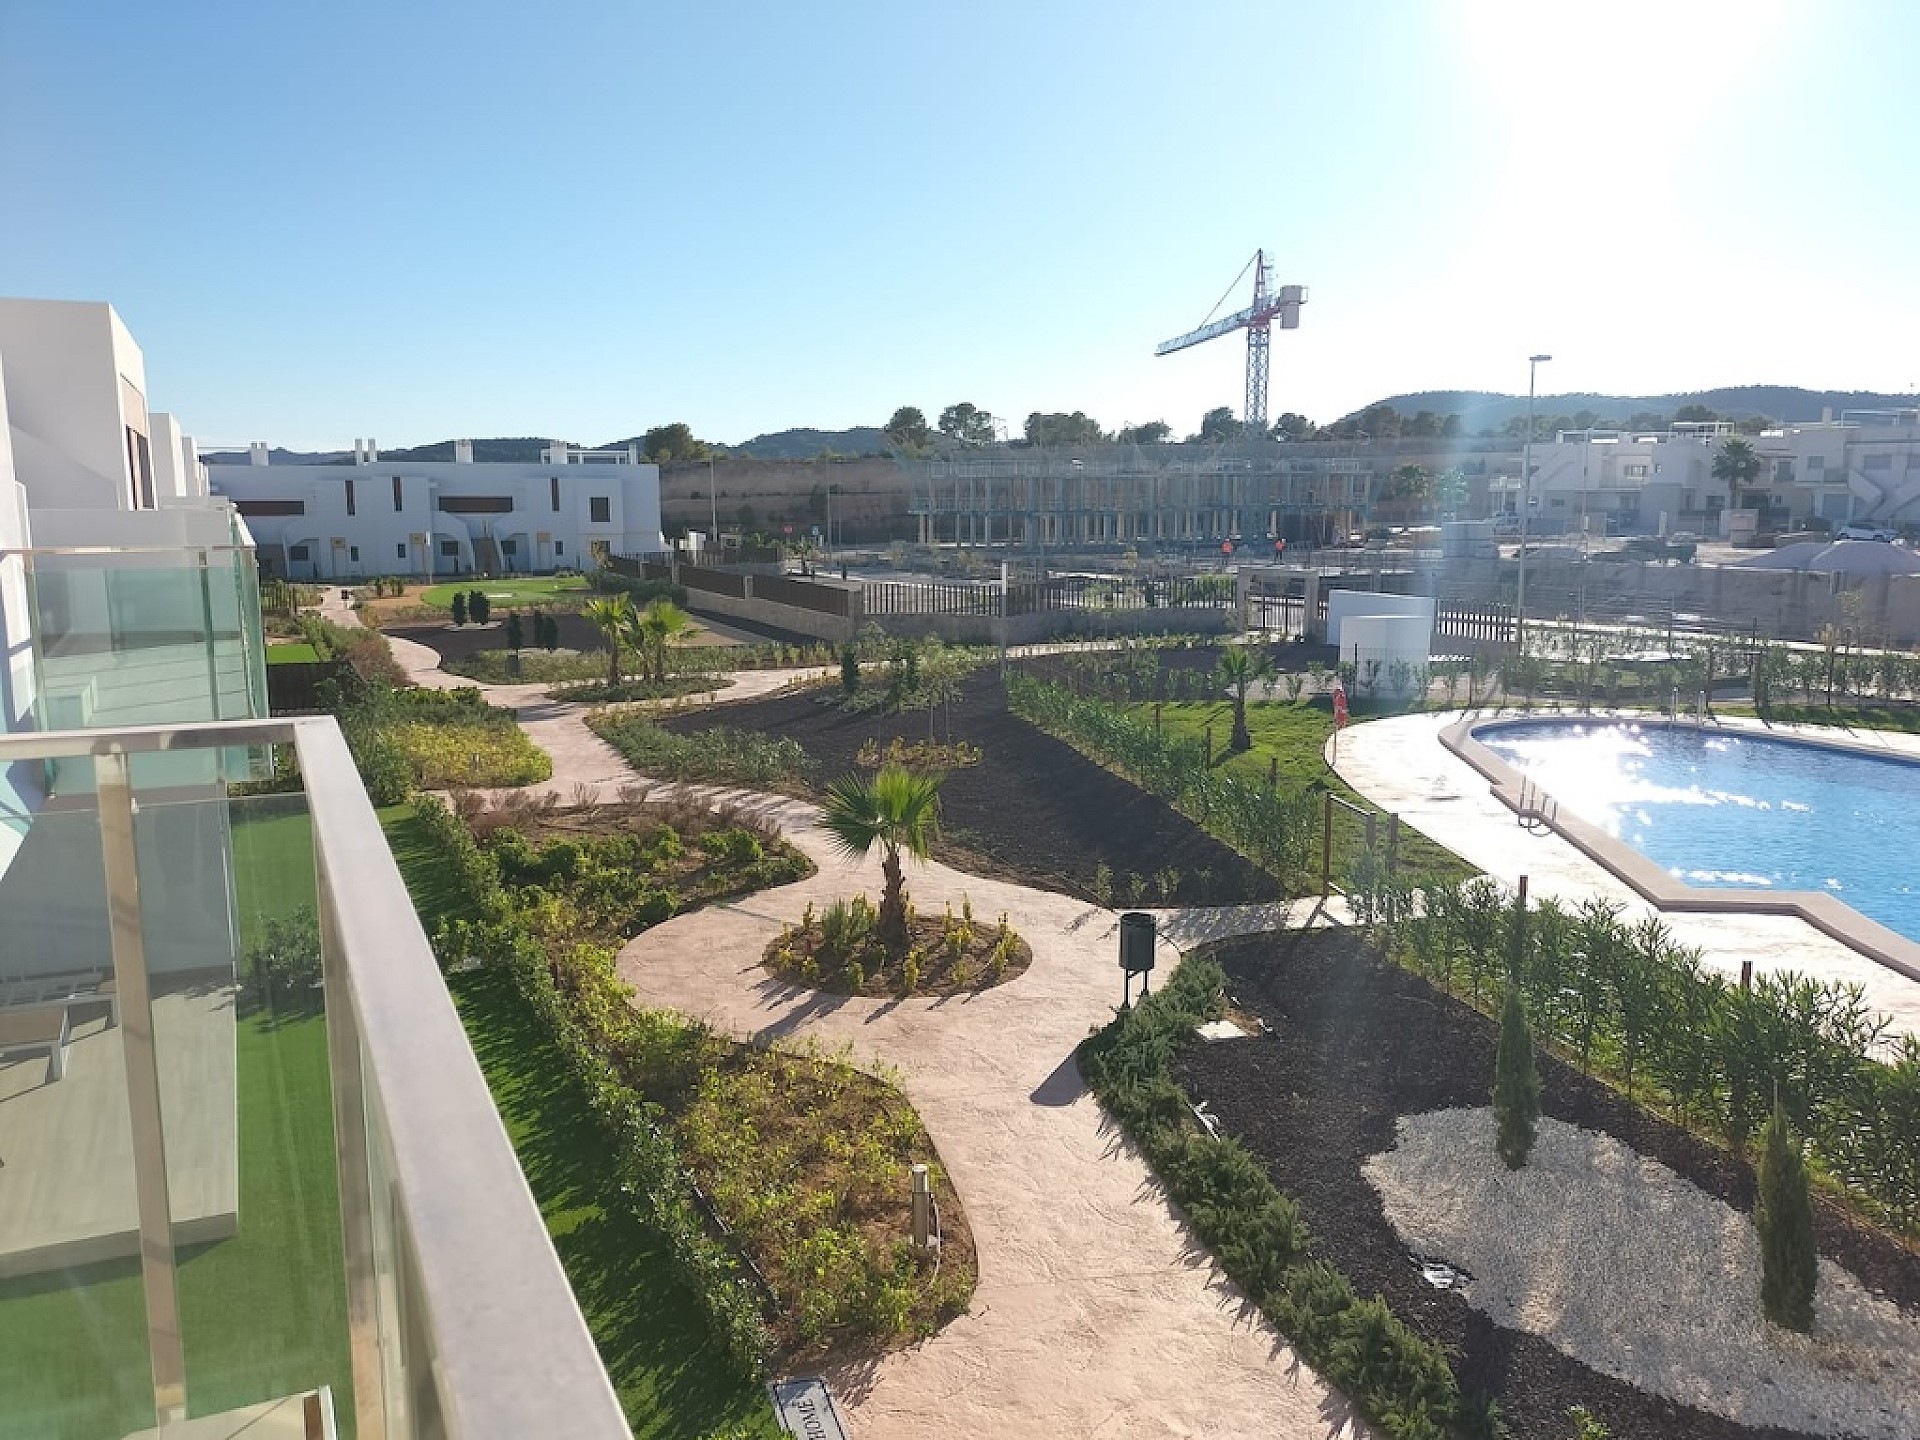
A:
[1363,1108,1920,1440]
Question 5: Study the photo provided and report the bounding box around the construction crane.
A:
[1155,250,1307,436]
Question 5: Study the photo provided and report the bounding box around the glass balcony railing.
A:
[0,717,628,1440]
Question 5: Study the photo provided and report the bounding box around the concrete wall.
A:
[1325,589,1436,648]
[0,299,147,512]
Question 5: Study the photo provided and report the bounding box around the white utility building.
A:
[207,438,665,580]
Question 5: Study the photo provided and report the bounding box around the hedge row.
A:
[1079,955,1480,1440]
[1356,872,1920,1233]
[1005,673,1319,888]
[407,795,772,1377]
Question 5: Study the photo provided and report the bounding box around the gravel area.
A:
[1365,1108,1920,1440]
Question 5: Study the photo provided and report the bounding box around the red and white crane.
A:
[1155,250,1307,436]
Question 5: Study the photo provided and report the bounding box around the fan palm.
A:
[636,599,690,683]
[818,765,944,952]
[1216,643,1273,752]
[582,594,636,686]
[1712,436,1763,510]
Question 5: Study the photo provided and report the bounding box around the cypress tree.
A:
[505,610,524,653]
[1493,982,1541,1170]
[469,589,491,625]
[450,590,468,626]
[1756,1099,1817,1331]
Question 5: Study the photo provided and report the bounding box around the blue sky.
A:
[4,0,1916,449]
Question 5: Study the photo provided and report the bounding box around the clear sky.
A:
[4,0,1916,449]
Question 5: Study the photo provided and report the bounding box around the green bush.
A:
[1079,953,1463,1439]
[591,713,814,788]
[1757,1100,1818,1331]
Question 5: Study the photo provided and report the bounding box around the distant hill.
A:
[1361,386,1916,432]
[721,426,888,459]
[200,445,350,466]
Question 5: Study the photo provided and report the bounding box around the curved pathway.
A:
[369,603,1365,1439]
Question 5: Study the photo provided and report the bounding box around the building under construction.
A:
[902,437,1518,554]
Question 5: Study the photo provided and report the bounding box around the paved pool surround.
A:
[1440,714,1920,985]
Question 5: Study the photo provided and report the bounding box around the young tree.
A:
[1493,982,1542,1170]
[469,589,491,625]
[635,598,690,683]
[937,402,996,445]
[840,644,860,697]
[450,590,469,626]
[505,610,524,653]
[582,594,635,686]
[1215,644,1272,752]
[819,765,944,953]
[1756,1100,1818,1332]
[537,609,559,651]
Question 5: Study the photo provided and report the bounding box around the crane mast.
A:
[1155,250,1307,435]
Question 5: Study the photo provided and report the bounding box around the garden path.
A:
[371,603,1370,1439]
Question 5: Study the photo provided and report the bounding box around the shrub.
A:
[1493,982,1541,1170]
[1757,1100,1818,1331]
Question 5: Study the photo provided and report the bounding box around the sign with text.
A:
[770,1378,850,1440]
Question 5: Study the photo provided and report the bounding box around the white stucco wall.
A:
[0,298,149,512]
[1325,589,1436,649]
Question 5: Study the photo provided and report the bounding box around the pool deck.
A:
[1332,707,1920,1043]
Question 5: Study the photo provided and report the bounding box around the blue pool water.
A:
[1477,721,1920,942]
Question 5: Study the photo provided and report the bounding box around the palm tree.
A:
[636,599,690,683]
[1712,436,1764,512]
[1216,644,1272,752]
[582,594,636,686]
[819,765,944,952]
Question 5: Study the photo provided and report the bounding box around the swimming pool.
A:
[1475,720,1920,945]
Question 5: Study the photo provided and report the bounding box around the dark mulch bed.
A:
[390,613,605,661]
[654,667,1280,905]
[1173,928,1920,1440]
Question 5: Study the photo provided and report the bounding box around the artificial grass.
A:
[265,642,321,665]
[419,575,589,610]
[1139,698,1474,887]
[377,806,780,1438]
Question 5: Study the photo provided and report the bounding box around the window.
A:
[501,538,518,556]
[393,475,405,510]
[288,543,311,561]
[437,496,514,514]
[345,477,356,516]
[555,540,565,556]
[440,539,460,558]
[1623,463,1649,478]
[1864,454,1893,471]
[349,545,360,562]
[235,499,307,516]
[589,496,611,523]
[551,475,561,512]
[1807,454,1827,471]
[396,542,408,560]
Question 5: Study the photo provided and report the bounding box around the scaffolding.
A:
[904,442,1381,553]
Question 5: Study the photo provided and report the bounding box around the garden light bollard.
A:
[911,1164,933,1253]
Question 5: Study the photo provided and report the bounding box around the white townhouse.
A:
[207,438,666,581]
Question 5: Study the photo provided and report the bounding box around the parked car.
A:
[1492,514,1522,537]
[1837,523,1897,542]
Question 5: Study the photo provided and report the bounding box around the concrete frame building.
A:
[207,439,666,580]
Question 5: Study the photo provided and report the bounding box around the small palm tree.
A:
[1216,643,1272,752]
[636,599,690,683]
[819,765,944,953]
[1712,436,1764,512]
[582,594,636,686]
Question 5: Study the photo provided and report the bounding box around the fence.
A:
[863,572,1236,619]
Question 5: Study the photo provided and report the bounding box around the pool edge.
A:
[1438,712,1920,987]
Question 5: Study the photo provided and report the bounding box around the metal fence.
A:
[862,572,1236,618]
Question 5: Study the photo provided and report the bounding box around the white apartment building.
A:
[1754,409,1920,530]
[1491,426,1729,538]
[207,439,666,580]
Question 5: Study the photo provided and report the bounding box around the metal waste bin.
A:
[1119,911,1156,974]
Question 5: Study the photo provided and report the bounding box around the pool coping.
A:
[1438,712,1920,986]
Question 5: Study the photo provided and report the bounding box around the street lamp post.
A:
[707,456,718,558]
[1515,353,1552,650]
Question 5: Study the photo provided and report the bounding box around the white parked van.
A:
[1837,524,1897,542]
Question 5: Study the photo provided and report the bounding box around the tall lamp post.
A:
[1515,353,1552,650]
[707,456,718,557]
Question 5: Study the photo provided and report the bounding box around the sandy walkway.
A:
[369,603,1368,1439]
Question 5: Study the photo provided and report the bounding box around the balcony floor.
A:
[0,981,239,1278]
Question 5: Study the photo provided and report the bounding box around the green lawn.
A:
[265,642,321,665]
[0,805,352,1439]
[1138,697,1475,887]
[378,807,780,1438]
[419,575,590,610]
